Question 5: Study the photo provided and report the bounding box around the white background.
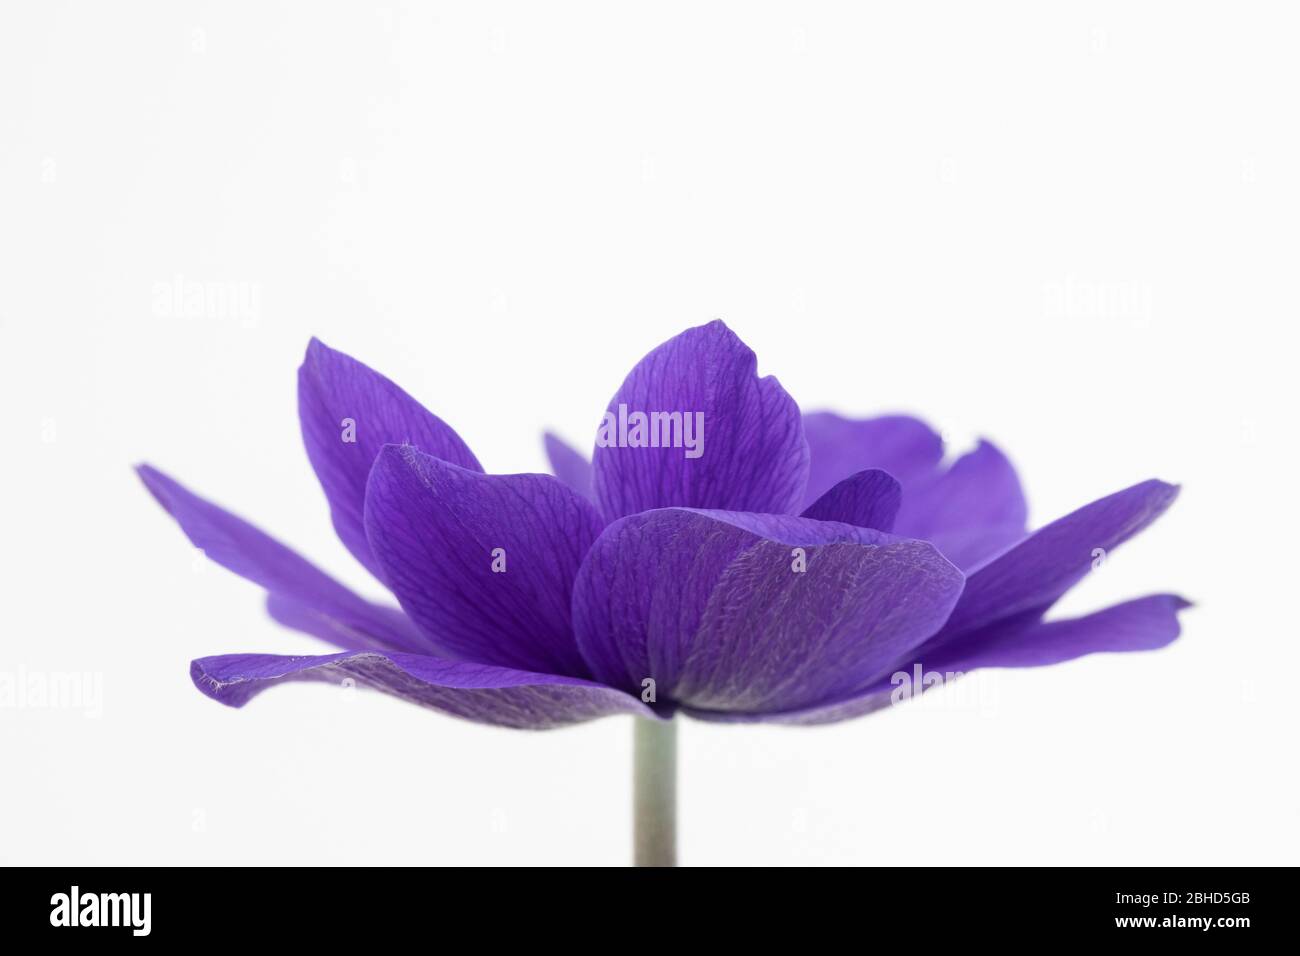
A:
[2,1,1296,866]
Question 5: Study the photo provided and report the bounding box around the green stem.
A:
[633,717,677,867]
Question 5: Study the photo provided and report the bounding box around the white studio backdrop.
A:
[1,1,1296,865]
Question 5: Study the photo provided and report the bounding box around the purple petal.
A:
[893,440,1028,570]
[299,338,482,580]
[364,444,603,677]
[264,593,415,649]
[800,468,901,532]
[136,464,425,652]
[801,412,943,508]
[543,431,594,501]
[684,690,896,725]
[941,479,1180,637]
[736,482,1183,726]
[591,321,809,520]
[725,594,1190,726]
[572,508,963,713]
[933,593,1191,673]
[191,652,660,730]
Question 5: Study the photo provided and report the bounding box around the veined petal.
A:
[572,508,963,713]
[931,593,1190,674]
[191,652,660,730]
[718,594,1190,726]
[299,338,482,580]
[800,468,901,532]
[893,440,1028,570]
[264,593,416,650]
[543,431,595,502]
[364,444,603,677]
[801,412,943,508]
[735,483,1183,725]
[136,464,424,652]
[941,479,1179,637]
[592,321,809,520]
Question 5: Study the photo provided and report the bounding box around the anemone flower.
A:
[137,321,1187,866]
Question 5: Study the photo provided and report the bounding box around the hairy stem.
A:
[633,717,677,867]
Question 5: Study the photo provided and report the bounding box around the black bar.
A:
[0,866,1288,942]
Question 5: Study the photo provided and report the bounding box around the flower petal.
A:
[717,594,1190,726]
[136,464,425,652]
[572,508,964,713]
[591,321,809,520]
[543,431,594,501]
[364,444,603,677]
[264,593,415,650]
[893,440,1028,570]
[726,482,1183,726]
[941,479,1180,637]
[299,338,482,579]
[800,468,901,532]
[801,412,944,509]
[931,593,1191,674]
[191,651,659,730]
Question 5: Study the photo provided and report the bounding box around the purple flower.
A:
[138,321,1187,730]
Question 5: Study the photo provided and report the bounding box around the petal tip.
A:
[135,462,176,511]
[1149,478,1182,499]
[299,336,355,381]
[299,336,327,372]
[1144,479,1183,517]
[189,658,248,708]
